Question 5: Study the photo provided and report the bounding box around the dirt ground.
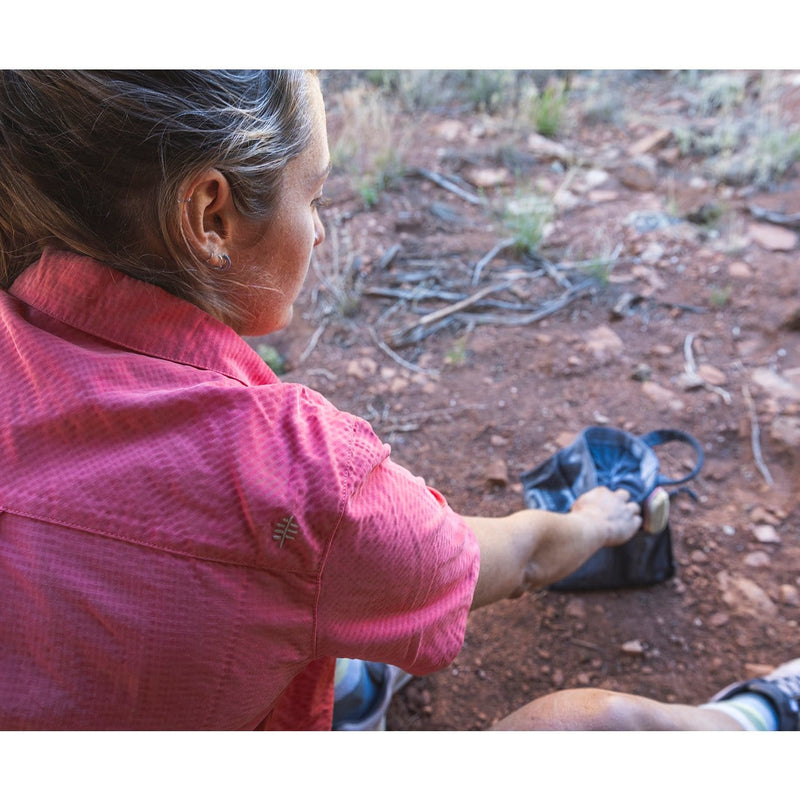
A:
[258,70,800,730]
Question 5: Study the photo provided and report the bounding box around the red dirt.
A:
[258,70,800,730]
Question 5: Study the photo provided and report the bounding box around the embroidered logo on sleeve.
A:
[273,515,299,549]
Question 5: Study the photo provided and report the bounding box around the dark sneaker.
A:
[335,663,413,731]
[709,659,800,731]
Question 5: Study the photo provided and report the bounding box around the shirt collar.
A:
[9,248,277,386]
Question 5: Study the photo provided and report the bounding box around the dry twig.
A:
[411,168,484,206]
[681,333,732,404]
[471,237,516,285]
[298,322,328,364]
[748,204,800,230]
[369,326,439,377]
[389,281,512,346]
[742,384,774,487]
[378,403,489,435]
[445,279,596,328]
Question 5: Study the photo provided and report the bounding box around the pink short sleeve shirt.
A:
[0,249,480,730]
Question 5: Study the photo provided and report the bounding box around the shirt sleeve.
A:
[314,427,480,675]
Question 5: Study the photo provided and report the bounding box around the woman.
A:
[0,70,640,730]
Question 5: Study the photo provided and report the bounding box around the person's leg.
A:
[492,688,743,730]
[491,658,800,731]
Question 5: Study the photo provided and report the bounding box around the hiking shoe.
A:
[334,663,414,731]
[641,487,669,534]
[709,658,800,731]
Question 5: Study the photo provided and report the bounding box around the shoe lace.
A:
[770,670,800,701]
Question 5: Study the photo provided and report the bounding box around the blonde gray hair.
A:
[0,70,316,327]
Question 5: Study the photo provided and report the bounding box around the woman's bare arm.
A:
[465,486,641,611]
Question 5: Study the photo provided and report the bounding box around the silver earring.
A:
[207,252,231,271]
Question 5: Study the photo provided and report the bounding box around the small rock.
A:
[641,381,685,412]
[676,372,706,391]
[783,308,800,331]
[587,189,618,203]
[585,324,624,363]
[553,188,580,210]
[690,549,709,563]
[346,357,378,379]
[697,364,727,386]
[390,377,409,393]
[718,571,777,617]
[527,132,571,162]
[651,344,674,357]
[619,158,658,192]
[771,415,800,449]
[490,434,508,447]
[709,611,730,627]
[728,260,753,279]
[464,166,510,188]
[565,598,586,619]
[631,363,652,382]
[744,551,771,568]
[640,242,665,264]
[581,169,610,189]
[432,119,466,141]
[486,458,509,487]
[749,506,781,525]
[621,639,645,655]
[779,584,800,607]
[751,368,800,401]
[721,525,736,536]
[753,524,781,544]
[748,222,798,251]
[628,128,672,156]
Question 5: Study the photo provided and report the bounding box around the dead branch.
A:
[411,168,484,206]
[748,204,800,230]
[368,326,440,377]
[570,638,602,652]
[442,279,596,328]
[530,252,573,291]
[557,243,624,273]
[742,384,774,487]
[681,333,732,404]
[298,321,328,364]
[656,300,707,314]
[378,403,489,434]
[471,237,517,285]
[304,367,336,382]
[364,286,465,303]
[388,281,512,346]
[388,318,459,346]
[377,243,402,270]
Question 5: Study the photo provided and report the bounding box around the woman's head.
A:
[0,70,323,330]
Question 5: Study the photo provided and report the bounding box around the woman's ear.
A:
[180,169,236,260]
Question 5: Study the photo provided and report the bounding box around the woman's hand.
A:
[465,486,642,610]
[569,486,642,547]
